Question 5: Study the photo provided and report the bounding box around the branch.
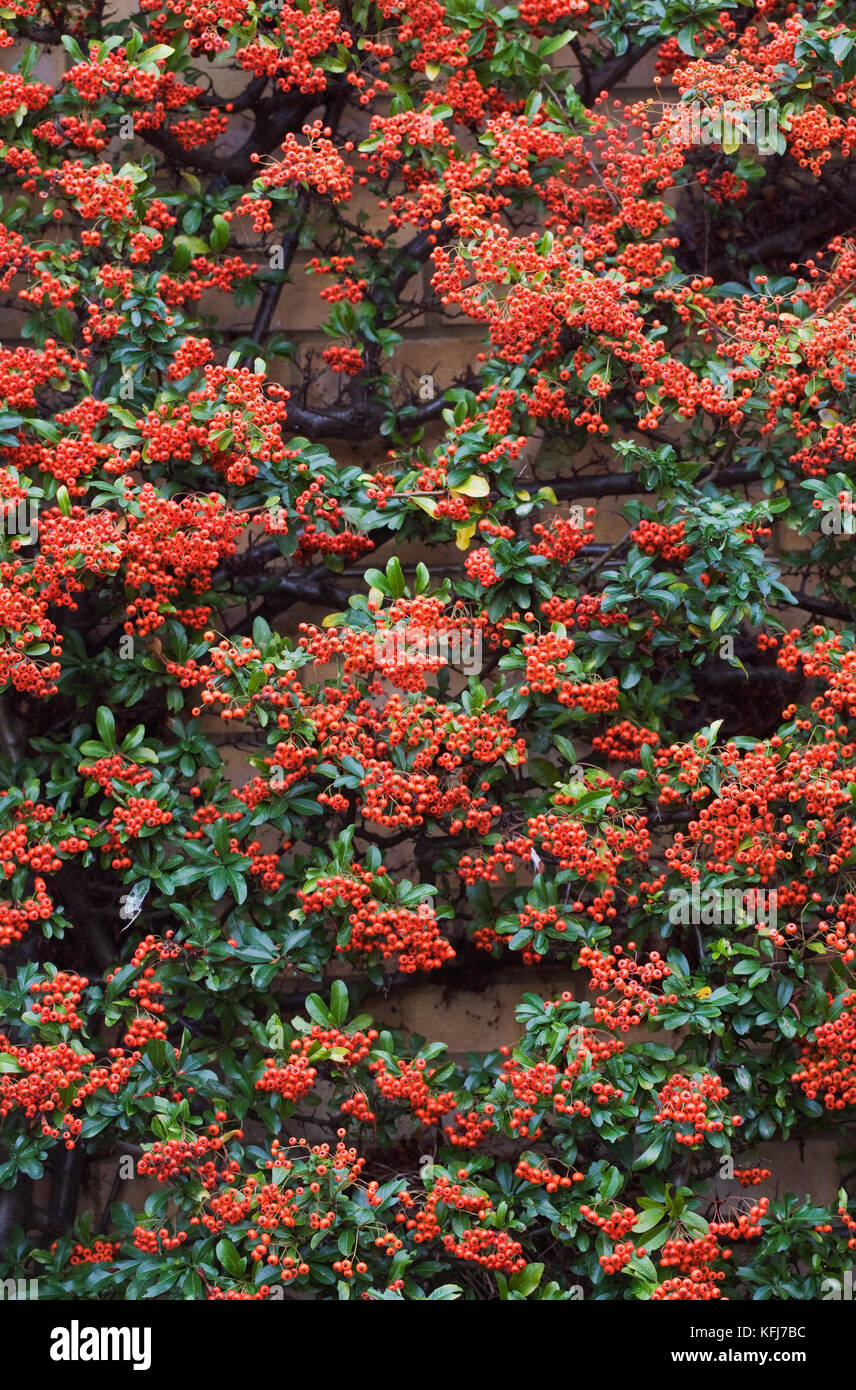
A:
[197,76,268,112]
[0,695,24,763]
[574,531,630,585]
[142,91,317,182]
[233,573,348,612]
[46,1144,84,1237]
[792,590,854,620]
[570,38,592,106]
[250,191,310,347]
[139,126,256,182]
[575,40,660,106]
[545,466,760,499]
[282,389,455,440]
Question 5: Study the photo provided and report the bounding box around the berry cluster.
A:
[630,517,691,562]
[734,1166,771,1187]
[791,993,856,1109]
[654,1073,741,1146]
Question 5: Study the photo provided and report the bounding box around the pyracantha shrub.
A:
[2,0,856,1302]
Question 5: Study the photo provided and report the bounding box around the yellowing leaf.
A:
[452,474,490,498]
[412,495,438,516]
[455,521,478,550]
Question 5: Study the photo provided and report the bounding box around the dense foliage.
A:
[2,0,856,1301]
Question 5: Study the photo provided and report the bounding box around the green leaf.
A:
[209,867,228,899]
[626,1253,658,1283]
[633,1205,667,1232]
[30,419,59,442]
[142,43,175,63]
[385,556,406,598]
[537,29,575,57]
[568,787,613,818]
[145,1038,167,1071]
[53,306,75,344]
[633,1136,665,1170]
[209,214,230,254]
[363,567,391,596]
[680,1210,709,1236]
[96,706,116,749]
[330,979,348,1026]
[60,34,87,62]
[509,1262,544,1296]
[304,993,333,1027]
[216,1237,246,1278]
